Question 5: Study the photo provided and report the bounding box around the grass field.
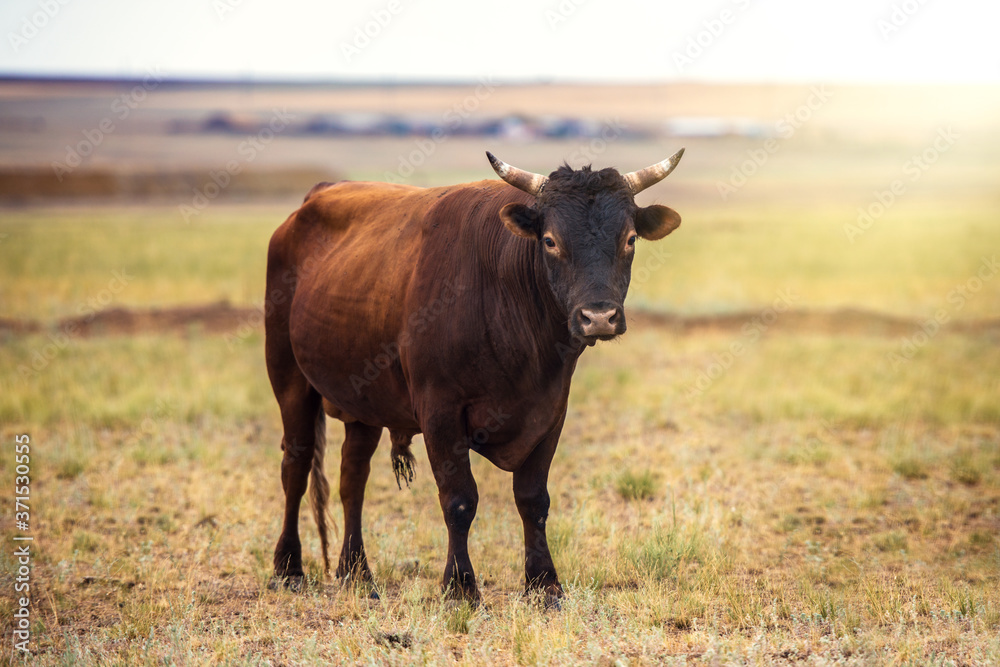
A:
[2,99,1000,665]
[2,191,998,665]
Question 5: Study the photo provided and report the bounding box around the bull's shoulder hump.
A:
[419,180,512,231]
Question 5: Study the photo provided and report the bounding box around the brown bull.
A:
[265,149,685,601]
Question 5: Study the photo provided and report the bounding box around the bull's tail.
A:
[308,409,333,574]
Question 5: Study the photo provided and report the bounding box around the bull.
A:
[265,149,685,602]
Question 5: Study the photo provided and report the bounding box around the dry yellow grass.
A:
[1,321,997,664]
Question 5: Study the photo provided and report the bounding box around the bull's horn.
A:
[621,148,685,195]
[486,152,548,196]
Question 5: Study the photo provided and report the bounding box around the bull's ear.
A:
[635,204,681,240]
[499,202,541,239]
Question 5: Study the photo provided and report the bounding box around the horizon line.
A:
[1,73,998,88]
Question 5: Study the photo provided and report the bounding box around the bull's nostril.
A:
[578,307,621,336]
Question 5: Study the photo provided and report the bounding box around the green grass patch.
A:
[614,469,659,501]
[618,522,703,582]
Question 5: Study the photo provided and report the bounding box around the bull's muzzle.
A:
[573,303,626,341]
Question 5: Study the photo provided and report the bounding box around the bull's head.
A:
[487,150,684,345]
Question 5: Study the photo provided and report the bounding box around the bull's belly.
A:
[289,300,419,430]
[298,352,419,430]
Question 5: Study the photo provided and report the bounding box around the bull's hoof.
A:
[338,572,380,601]
[444,596,481,611]
[335,555,374,585]
[335,567,374,582]
[525,584,563,610]
[268,574,305,592]
[443,583,481,604]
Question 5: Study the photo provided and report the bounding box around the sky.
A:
[1,0,999,84]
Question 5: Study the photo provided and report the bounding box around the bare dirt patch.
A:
[0,302,251,337]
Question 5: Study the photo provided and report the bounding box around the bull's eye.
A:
[543,237,557,249]
[627,234,637,247]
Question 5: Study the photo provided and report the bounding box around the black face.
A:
[498,165,682,345]
[537,172,636,343]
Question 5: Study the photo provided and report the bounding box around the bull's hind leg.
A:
[265,253,330,588]
[336,422,382,581]
[269,373,325,588]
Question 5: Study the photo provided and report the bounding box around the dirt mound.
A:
[0,302,253,338]
[2,303,998,340]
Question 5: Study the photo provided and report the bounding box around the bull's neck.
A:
[489,232,584,371]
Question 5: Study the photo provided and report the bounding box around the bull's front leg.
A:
[513,424,564,604]
[423,413,481,601]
